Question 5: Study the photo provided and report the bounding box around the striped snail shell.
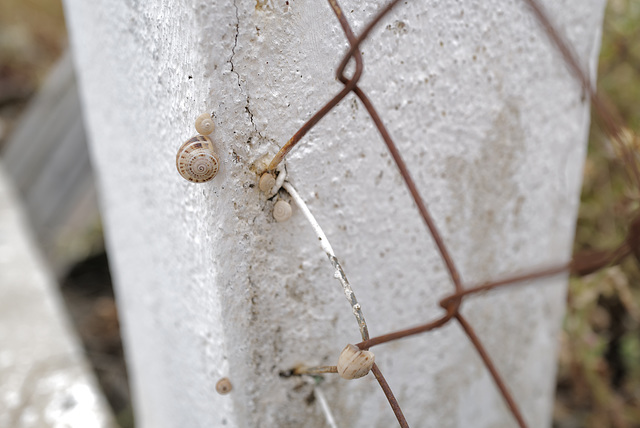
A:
[337,344,375,380]
[176,135,220,183]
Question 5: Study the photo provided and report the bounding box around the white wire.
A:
[315,383,339,428]
[266,163,287,197]
[282,181,369,341]
[274,164,287,193]
[283,181,335,256]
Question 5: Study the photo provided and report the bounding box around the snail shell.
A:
[273,200,292,222]
[195,113,215,135]
[176,136,219,183]
[216,378,232,395]
[337,344,375,380]
[259,172,276,193]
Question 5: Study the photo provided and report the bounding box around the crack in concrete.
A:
[229,0,263,139]
[229,0,240,85]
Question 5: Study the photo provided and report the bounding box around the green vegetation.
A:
[555,1,640,426]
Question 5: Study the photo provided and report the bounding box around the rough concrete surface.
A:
[63,0,606,427]
[0,165,114,428]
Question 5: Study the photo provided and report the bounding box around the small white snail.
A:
[259,172,276,193]
[337,344,375,380]
[273,200,292,222]
[216,377,232,395]
[176,135,220,183]
[195,112,215,135]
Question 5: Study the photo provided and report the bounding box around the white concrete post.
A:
[63,1,605,427]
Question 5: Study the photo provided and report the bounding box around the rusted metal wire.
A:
[356,312,453,350]
[521,0,640,189]
[455,314,527,428]
[265,0,631,426]
[371,363,409,428]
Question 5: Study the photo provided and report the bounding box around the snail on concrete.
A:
[195,112,215,135]
[176,135,219,183]
[259,172,276,193]
[273,200,292,222]
[216,377,232,395]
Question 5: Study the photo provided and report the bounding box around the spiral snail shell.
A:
[215,377,232,395]
[195,113,215,135]
[176,135,220,183]
[273,200,292,222]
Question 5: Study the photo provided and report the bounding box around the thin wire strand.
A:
[357,264,568,350]
[455,314,528,428]
[327,0,466,299]
[351,87,464,296]
[295,366,338,375]
[335,0,405,82]
[314,382,340,428]
[266,3,365,172]
[440,264,570,308]
[356,312,453,350]
[283,181,370,342]
[521,0,640,189]
[371,363,409,428]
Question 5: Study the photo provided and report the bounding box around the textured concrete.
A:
[63,0,605,427]
[0,166,114,428]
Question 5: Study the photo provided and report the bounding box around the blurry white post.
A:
[62,0,606,427]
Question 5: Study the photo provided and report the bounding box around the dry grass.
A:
[554,1,640,427]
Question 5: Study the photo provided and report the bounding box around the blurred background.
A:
[0,0,638,427]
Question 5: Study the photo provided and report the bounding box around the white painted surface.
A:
[0,166,114,428]
[63,0,605,427]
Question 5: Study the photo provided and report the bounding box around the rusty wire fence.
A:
[259,0,640,427]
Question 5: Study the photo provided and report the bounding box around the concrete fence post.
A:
[63,0,606,426]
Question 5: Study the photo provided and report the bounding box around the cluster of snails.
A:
[176,113,293,222]
[258,171,293,222]
[176,113,220,183]
[177,116,376,387]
